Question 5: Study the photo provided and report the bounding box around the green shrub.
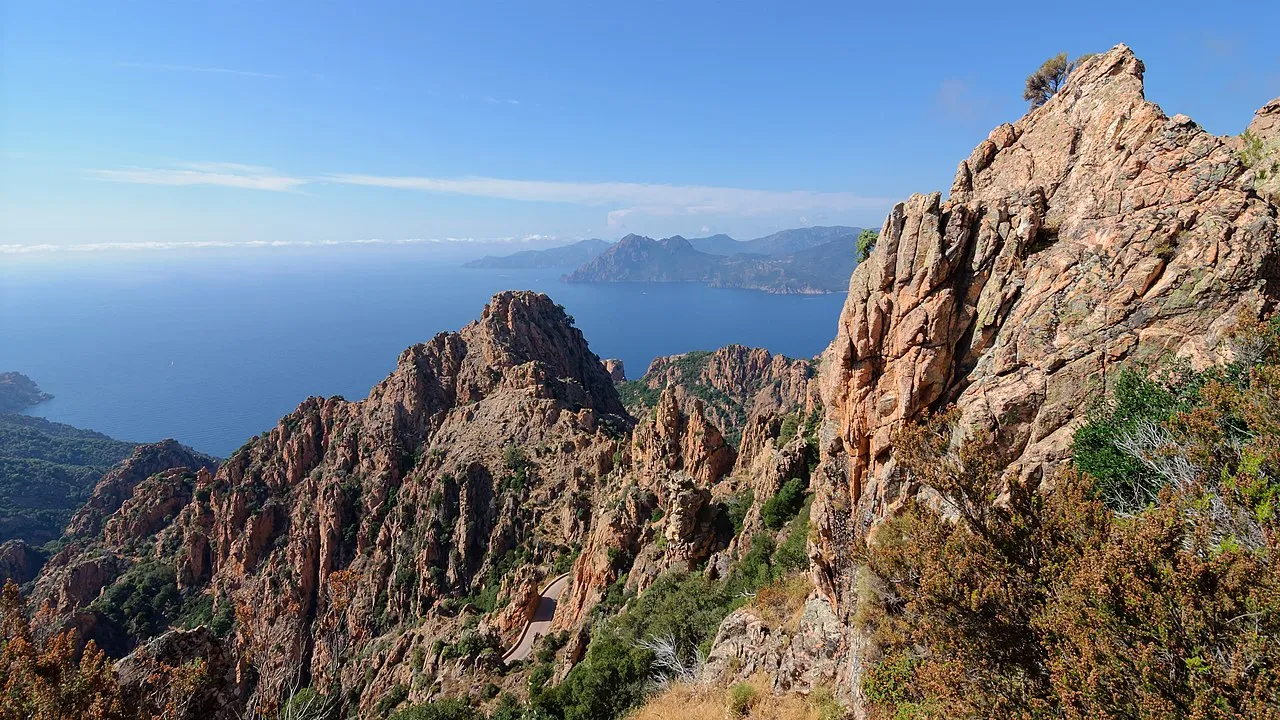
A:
[861,652,920,713]
[727,682,757,716]
[1071,366,1201,512]
[760,479,806,530]
[91,561,183,641]
[176,592,213,629]
[856,229,878,263]
[772,496,812,572]
[777,414,800,447]
[388,697,481,720]
[376,683,410,717]
[281,688,337,720]
[726,490,753,536]
[209,603,235,638]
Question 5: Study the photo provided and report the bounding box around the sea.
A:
[1,247,847,457]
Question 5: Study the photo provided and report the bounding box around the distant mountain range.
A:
[687,226,860,256]
[464,226,863,293]
[564,230,862,294]
[463,238,612,269]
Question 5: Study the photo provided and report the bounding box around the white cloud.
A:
[118,61,286,80]
[325,173,890,225]
[86,163,307,192]
[84,161,893,227]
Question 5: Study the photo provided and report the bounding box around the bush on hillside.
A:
[760,478,806,530]
[858,317,1280,719]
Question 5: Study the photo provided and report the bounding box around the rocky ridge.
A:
[22,291,770,718]
[807,44,1280,709]
[619,344,820,446]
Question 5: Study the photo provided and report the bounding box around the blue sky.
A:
[2,0,1278,257]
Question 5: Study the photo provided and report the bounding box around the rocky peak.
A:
[65,439,218,539]
[461,290,625,417]
[1248,96,1279,141]
[625,345,818,446]
[814,43,1280,605]
[602,358,626,383]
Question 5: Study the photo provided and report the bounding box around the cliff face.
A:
[64,440,218,539]
[622,345,820,447]
[808,43,1280,697]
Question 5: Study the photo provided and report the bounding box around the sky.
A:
[2,0,1278,259]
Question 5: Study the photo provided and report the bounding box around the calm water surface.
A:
[1,248,846,456]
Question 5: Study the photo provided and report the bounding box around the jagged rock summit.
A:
[810,42,1280,692]
[22,290,643,717]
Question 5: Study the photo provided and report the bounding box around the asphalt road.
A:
[502,573,571,663]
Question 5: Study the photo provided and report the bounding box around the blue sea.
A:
[1,248,846,457]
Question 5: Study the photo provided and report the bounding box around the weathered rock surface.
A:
[703,598,844,694]
[1246,96,1280,204]
[66,440,218,539]
[810,44,1280,709]
[0,538,45,585]
[624,345,819,446]
[115,626,250,719]
[602,358,626,383]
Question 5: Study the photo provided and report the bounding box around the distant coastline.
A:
[0,372,53,413]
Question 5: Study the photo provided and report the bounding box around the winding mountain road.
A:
[502,573,571,663]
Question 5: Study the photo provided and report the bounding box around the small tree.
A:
[856,229,878,263]
[1023,52,1094,108]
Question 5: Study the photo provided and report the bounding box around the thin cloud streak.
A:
[118,61,286,80]
[85,162,893,225]
[325,173,892,225]
[86,163,307,192]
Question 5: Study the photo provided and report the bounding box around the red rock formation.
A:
[806,44,1280,708]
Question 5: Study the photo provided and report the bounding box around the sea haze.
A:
[1,247,847,457]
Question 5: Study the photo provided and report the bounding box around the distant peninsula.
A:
[564,228,862,294]
[468,225,863,293]
[0,372,53,413]
[463,238,612,268]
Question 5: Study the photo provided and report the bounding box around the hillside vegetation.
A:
[856,316,1280,719]
[0,414,136,544]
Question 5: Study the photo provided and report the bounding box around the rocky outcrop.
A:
[810,44,1280,707]
[0,539,45,585]
[1245,96,1280,204]
[115,626,250,719]
[624,345,819,446]
[66,440,218,539]
[556,388,737,630]
[703,598,844,694]
[632,388,736,486]
[602,358,626,383]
